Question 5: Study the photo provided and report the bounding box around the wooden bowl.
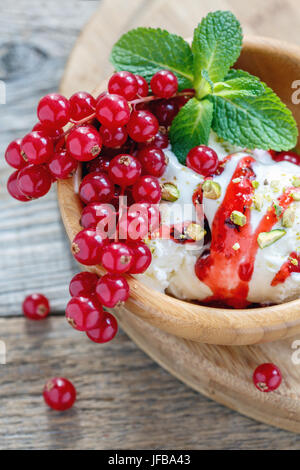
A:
[58,36,300,346]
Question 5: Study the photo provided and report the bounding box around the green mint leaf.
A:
[213,76,265,99]
[201,70,214,93]
[169,98,213,164]
[192,11,242,97]
[209,79,298,151]
[110,27,194,90]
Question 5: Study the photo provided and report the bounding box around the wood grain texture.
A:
[2,316,300,450]
[2,0,300,449]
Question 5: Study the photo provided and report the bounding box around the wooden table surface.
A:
[1,0,300,450]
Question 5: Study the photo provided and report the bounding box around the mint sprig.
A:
[110,11,298,163]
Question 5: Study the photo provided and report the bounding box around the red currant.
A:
[138,130,169,150]
[79,171,114,205]
[80,202,115,231]
[132,175,161,204]
[186,145,219,177]
[129,241,152,274]
[5,139,26,169]
[86,312,118,343]
[139,202,161,232]
[69,271,99,298]
[7,171,30,201]
[66,125,102,161]
[151,98,179,127]
[150,70,178,99]
[118,207,149,241]
[176,89,194,109]
[22,294,50,320]
[32,123,63,142]
[271,150,300,166]
[108,154,141,187]
[69,91,96,121]
[18,164,52,199]
[47,149,78,180]
[96,93,131,129]
[127,110,159,143]
[71,229,107,265]
[21,131,53,165]
[253,363,282,392]
[99,125,128,148]
[66,296,103,331]
[101,242,133,274]
[37,93,70,129]
[108,71,138,101]
[96,274,129,308]
[138,147,168,177]
[135,75,149,98]
[43,377,76,411]
[86,154,111,174]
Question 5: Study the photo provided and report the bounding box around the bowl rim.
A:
[58,35,300,345]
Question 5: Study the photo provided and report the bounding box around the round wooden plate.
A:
[59,8,300,432]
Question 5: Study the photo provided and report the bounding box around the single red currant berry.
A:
[108,154,141,187]
[138,202,161,232]
[138,130,169,150]
[69,91,96,121]
[22,294,50,320]
[132,175,161,204]
[85,154,111,174]
[135,75,149,98]
[253,363,282,392]
[32,123,63,142]
[186,145,219,177]
[175,89,194,109]
[108,71,138,101]
[69,271,99,297]
[150,70,178,99]
[79,171,114,205]
[96,93,131,129]
[80,202,115,231]
[150,98,179,127]
[37,93,70,129]
[47,149,78,180]
[21,131,53,165]
[271,150,300,166]
[95,274,129,308]
[72,229,107,266]
[66,125,102,161]
[129,241,152,274]
[118,208,149,241]
[86,312,118,343]
[66,296,103,331]
[138,147,168,177]
[7,171,30,201]
[99,125,128,148]
[101,242,133,274]
[43,377,76,411]
[127,110,159,143]
[17,164,52,199]
[5,139,26,169]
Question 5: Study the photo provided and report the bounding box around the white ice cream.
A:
[134,132,300,306]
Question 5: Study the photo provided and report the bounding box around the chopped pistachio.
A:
[185,223,206,241]
[202,180,221,200]
[230,210,247,227]
[289,257,298,266]
[232,177,241,184]
[232,242,240,251]
[273,203,283,217]
[282,205,296,228]
[292,191,300,201]
[257,229,286,249]
[252,180,260,189]
[253,194,263,211]
[160,182,180,202]
[270,180,280,192]
[292,176,300,188]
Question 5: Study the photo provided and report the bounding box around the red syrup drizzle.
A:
[195,155,299,308]
[271,253,300,286]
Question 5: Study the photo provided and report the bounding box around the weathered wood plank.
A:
[1,316,300,450]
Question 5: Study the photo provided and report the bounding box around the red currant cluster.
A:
[6,69,193,347]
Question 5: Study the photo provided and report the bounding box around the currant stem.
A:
[129,90,195,106]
